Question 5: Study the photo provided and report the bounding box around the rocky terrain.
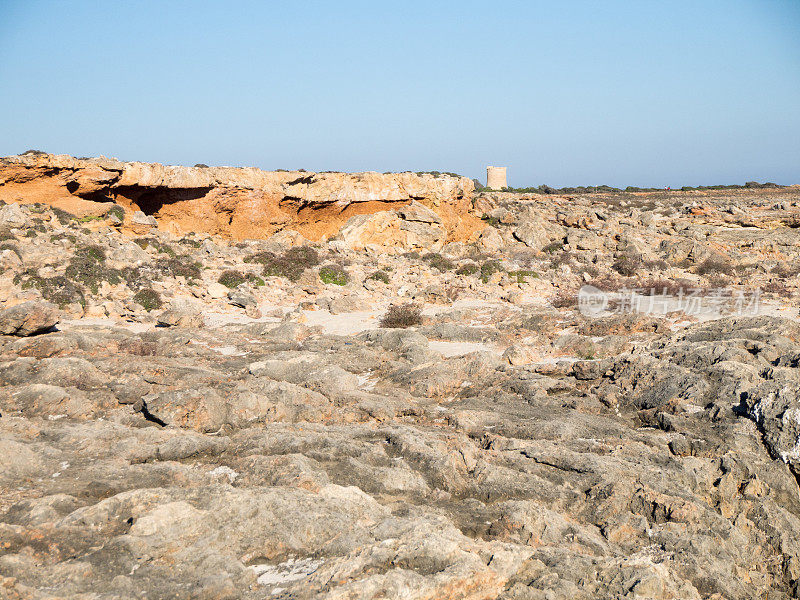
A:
[1,154,800,599]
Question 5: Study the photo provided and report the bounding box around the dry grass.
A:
[380,303,423,328]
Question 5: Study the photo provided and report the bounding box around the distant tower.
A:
[486,166,507,190]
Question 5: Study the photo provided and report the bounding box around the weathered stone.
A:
[0,301,59,336]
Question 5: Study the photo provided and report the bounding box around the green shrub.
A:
[219,270,245,288]
[76,215,102,223]
[14,270,86,308]
[134,238,176,256]
[155,257,201,280]
[0,229,15,242]
[65,246,122,293]
[0,243,20,258]
[455,263,479,276]
[245,246,321,281]
[76,245,106,263]
[480,260,504,283]
[51,207,76,225]
[179,237,203,248]
[133,288,163,311]
[380,303,423,328]
[50,232,77,244]
[612,254,643,276]
[422,253,454,272]
[104,205,125,221]
[509,269,539,283]
[368,270,391,284]
[697,256,734,276]
[218,270,246,289]
[542,241,563,254]
[319,265,348,286]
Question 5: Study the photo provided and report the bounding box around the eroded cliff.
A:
[0,153,480,246]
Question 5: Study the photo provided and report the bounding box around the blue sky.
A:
[1,0,798,187]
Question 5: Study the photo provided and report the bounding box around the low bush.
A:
[380,303,423,328]
[51,207,76,225]
[422,252,454,271]
[455,263,479,276]
[0,243,21,258]
[154,257,202,280]
[178,237,203,248]
[480,260,504,283]
[542,241,563,254]
[762,280,792,298]
[551,289,578,308]
[104,205,125,221]
[612,254,644,276]
[133,288,163,311]
[14,270,86,307]
[773,262,800,278]
[218,269,264,288]
[696,256,734,276]
[64,245,125,293]
[509,269,539,283]
[367,270,390,284]
[218,270,246,289]
[135,238,176,257]
[245,246,321,281]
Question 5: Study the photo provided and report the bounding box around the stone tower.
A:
[486,166,507,190]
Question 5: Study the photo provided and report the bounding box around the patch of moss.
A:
[319,265,349,286]
[133,288,163,311]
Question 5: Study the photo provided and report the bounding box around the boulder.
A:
[0,301,59,336]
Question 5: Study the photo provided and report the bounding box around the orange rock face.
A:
[0,153,482,245]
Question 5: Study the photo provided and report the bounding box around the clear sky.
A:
[1,0,798,187]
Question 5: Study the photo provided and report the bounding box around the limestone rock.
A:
[0,301,59,336]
